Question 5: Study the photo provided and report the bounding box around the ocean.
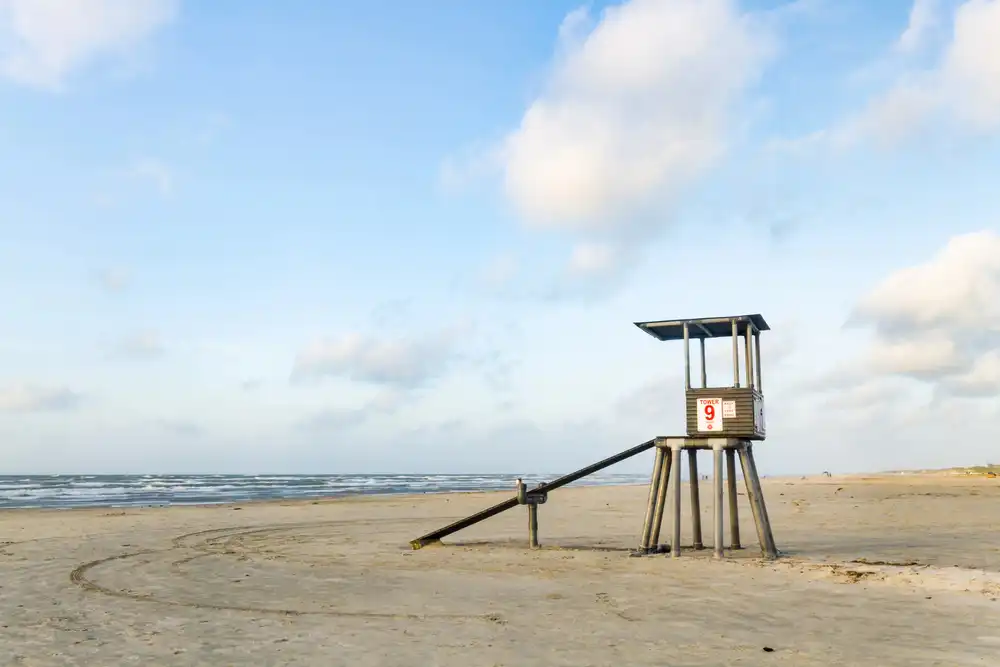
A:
[0,472,650,510]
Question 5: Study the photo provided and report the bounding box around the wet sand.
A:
[2,472,999,666]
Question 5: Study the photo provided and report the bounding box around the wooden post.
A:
[670,444,683,558]
[649,449,672,550]
[683,323,691,390]
[731,319,740,388]
[726,448,741,549]
[640,448,665,552]
[745,445,777,558]
[528,502,539,549]
[737,442,777,559]
[754,330,762,391]
[712,444,724,559]
[744,326,754,389]
[700,337,707,388]
[687,449,703,550]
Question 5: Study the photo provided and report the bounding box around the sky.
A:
[1,0,999,475]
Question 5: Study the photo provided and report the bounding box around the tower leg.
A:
[712,444,724,559]
[745,444,777,558]
[687,449,703,550]
[726,448,741,549]
[737,442,778,559]
[649,449,671,551]
[670,444,683,558]
[639,447,665,552]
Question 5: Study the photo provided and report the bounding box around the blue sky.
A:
[1,0,999,475]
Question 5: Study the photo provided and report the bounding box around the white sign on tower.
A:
[754,396,766,434]
[696,397,723,432]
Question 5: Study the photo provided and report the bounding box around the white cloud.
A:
[112,330,166,360]
[0,384,81,413]
[938,351,1000,397]
[896,0,939,53]
[479,252,518,287]
[852,230,1000,332]
[801,376,926,431]
[299,388,406,433]
[442,0,775,295]
[369,298,412,327]
[157,419,203,437]
[848,230,1000,395]
[495,0,773,232]
[130,157,173,195]
[842,82,941,148]
[291,328,466,388]
[615,376,682,420]
[567,241,622,277]
[940,0,1000,129]
[866,334,963,379]
[94,267,132,293]
[820,0,1000,147]
[0,0,177,90]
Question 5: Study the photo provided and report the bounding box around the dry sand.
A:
[2,472,999,666]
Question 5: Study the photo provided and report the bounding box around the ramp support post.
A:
[517,478,546,549]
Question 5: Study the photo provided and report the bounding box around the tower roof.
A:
[634,314,769,341]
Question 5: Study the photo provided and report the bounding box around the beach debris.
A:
[762,646,775,652]
[851,558,922,567]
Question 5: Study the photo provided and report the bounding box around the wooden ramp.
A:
[409,438,659,549]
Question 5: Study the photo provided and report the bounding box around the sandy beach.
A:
[2,472,999,666]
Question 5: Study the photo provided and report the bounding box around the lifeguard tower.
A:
[409,314,778,561]
[633,314,777,559]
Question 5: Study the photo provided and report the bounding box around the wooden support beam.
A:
[528,503,539,549]
[745,444,777,558]
[713,445,725,559]
[688,449,703,550]
[649,449,671,551]
[670,444,683,558]
[726,448,741,549]
[410,438,659,549]
[738,442,777,559]
[640,447,665,552]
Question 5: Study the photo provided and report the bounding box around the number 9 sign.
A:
[697,398,723,432]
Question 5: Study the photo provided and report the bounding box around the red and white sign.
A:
[697,397,723,432]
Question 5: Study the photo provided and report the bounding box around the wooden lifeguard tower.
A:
[409,313,778,561]
[633,314,777,559]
